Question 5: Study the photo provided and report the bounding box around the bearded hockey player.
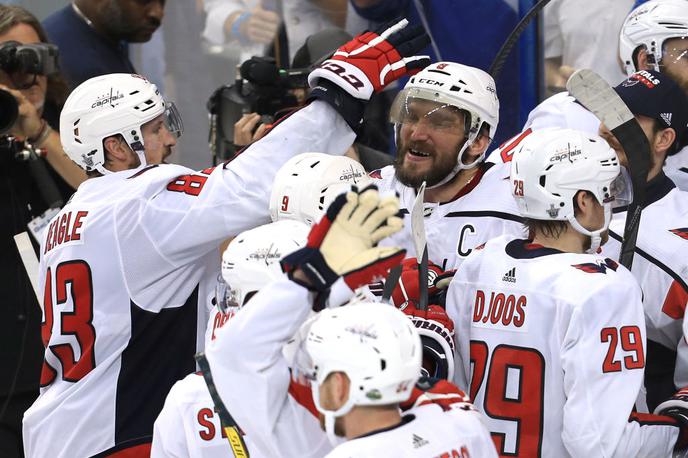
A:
[24,18,428,456]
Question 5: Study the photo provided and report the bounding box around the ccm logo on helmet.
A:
[417,78,444,86]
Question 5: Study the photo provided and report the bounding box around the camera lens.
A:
[0,88,19,135]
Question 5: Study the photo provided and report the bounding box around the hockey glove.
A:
[401,302,456,380]
[654,387,688,450]
[281,185,406,293]
[308,19,430,129]
[370,257,456,308]
[400,377,475,413]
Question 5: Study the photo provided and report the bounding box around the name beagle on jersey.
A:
[43,211,88,255]
[472,289,527,332]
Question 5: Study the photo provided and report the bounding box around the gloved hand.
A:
[383,257,456,309]
[654,387,688,450]
[401,377,475,412]
[281,185,406,293]
[308,19,430,129]
[401,302,456,380]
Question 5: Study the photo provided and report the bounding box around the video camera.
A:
[207,56,310,161]
[0,41,59,78]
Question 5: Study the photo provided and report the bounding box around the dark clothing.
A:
[0,101,71,457]
[43,6,136,89]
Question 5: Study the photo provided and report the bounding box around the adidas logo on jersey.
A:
[502,267,516,283]
[660,112,673,126]
[412,434,429,448]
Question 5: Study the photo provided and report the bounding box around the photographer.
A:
[0,6,85,457]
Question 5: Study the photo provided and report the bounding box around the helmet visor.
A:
[390,87,469,133]
[661,36,688,67]
[608,166,633,208]
[215,274,240,314]
[164,102,184,138]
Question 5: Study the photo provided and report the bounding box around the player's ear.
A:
[468,127,491,155]
[635,47,653,71]
[333,372,351,408]
[103,135,132,163]
[653,126,676,160]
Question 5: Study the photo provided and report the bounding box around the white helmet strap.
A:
[311,382,356,446]
[567,203,612,254]
[426,127,484,190]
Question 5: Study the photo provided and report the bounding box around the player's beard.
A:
[393,139,461,188]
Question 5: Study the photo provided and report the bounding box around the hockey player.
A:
[505,0,688,188]
[151,220,309,458]
[370,61,525,270]
[23,20,430,457]
[597,70,688,410]
[447,128,683,457]
[206,185,498,457]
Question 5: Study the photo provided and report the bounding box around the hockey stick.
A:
[566,69,650,270]
[410,182,429,311]
[195,352,250,458]
[381,264,403,304]
[14,232,42,313]
[489,0,553,80]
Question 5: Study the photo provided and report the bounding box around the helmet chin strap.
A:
[426,137,484,190]
[567,204,612,254]
[311,381,356,446]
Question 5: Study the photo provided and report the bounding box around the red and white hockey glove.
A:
[401,377,475,413]
[281,184,406,296]
[401,302,456,380]
[381,257,455,308]
[309,19,430,100]
[308,19,430,129]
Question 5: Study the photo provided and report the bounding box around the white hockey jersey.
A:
[447,235,679,457]
[206,278,333,458]
[151,372,265,458]
[601,174,688,408]
[207,277,499,458]
[488,91,688,192]
[325,402,498,458]
[371,162,525,271]
[23,100,355,458]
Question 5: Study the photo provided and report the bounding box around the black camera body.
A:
[0,41,59,76]
[208,57,310,161]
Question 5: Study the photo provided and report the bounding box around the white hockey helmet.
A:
[60,73,183,174]
[294,301,421,443]
[269,153,371,226]
[510,128,624,253]
[216,219,309,313]
[390,62,499,186]
[619,0,688,75]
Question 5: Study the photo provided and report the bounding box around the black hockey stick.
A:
[195,352,250,458]
[566,69,650,270]
[381,264,403,304]
[489,0,553,80]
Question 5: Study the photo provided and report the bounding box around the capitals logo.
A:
[670,228,688,241]
[572,258,619,274]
